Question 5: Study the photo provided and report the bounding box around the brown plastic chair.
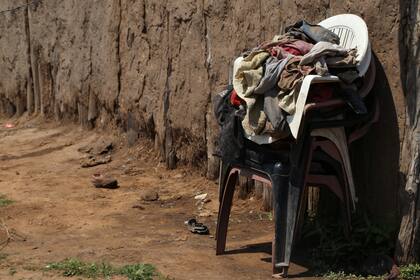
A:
[215,59,377,278]
[216,136,354,277]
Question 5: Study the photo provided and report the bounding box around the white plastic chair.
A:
[319,14,371,77]
[245,13,372,143]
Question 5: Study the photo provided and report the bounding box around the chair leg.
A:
[218,161,231,204]
[216,161,231,241]
[272,134,311,277]
[272,162,302,277]
[295,186,309,243]
[216,168,238,255]
[312,144,353,232]
[341,203,351,238]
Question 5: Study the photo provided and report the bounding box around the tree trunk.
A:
[396,0,420,264]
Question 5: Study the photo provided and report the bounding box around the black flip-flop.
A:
[185,218,209,235]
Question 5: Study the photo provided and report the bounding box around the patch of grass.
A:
[46,259,119,279]
[323,271,385,279]
[258,212,273,221]
[0,194,13,207]
[323,271,361,279]
[323,265,420,280]
[120,264,157,280]
[46,258,165,280]
[303,214,395,272]
[400,263,420,280]
[300,203,398,276]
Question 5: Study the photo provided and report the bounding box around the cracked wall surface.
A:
[0,0,414,220]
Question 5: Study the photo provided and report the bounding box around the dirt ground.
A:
[0,117,315,280]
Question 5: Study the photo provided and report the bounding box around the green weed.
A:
[300,204,397,276]
[400,263,420,280]
[46,258,165,280]
[323,271,384,279]
[0,195,13,207]
[322,265,420,280]
[258,212,273,221]
[304,217,394,269]
[120,263,157,280]
[46,259,114,278]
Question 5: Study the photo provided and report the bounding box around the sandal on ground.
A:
[185,218,209,235]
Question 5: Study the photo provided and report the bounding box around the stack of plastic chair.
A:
[215,14,378,278]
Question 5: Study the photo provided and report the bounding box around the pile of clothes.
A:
[234,20,367,135]
[214,20,367,162]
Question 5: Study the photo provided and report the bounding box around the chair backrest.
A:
[318,14,371,76]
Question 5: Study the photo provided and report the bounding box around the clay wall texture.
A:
[1,0,418,222]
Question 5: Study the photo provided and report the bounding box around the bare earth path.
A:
[0,117,313,280]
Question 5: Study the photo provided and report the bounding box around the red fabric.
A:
[269,47,281,58]
[281,46,302,56]
[308,84,334,103]
[269,47,279,57]
[283,40,313,55]
[266,40,313,58]
[230,89,242,107]
[269,46,302,58]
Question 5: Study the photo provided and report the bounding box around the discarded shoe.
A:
[185,218,209,235]
[91,173,118,189]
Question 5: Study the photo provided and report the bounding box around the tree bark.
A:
[396,0,420,264]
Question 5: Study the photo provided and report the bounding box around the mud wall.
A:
[0,0,413,222]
